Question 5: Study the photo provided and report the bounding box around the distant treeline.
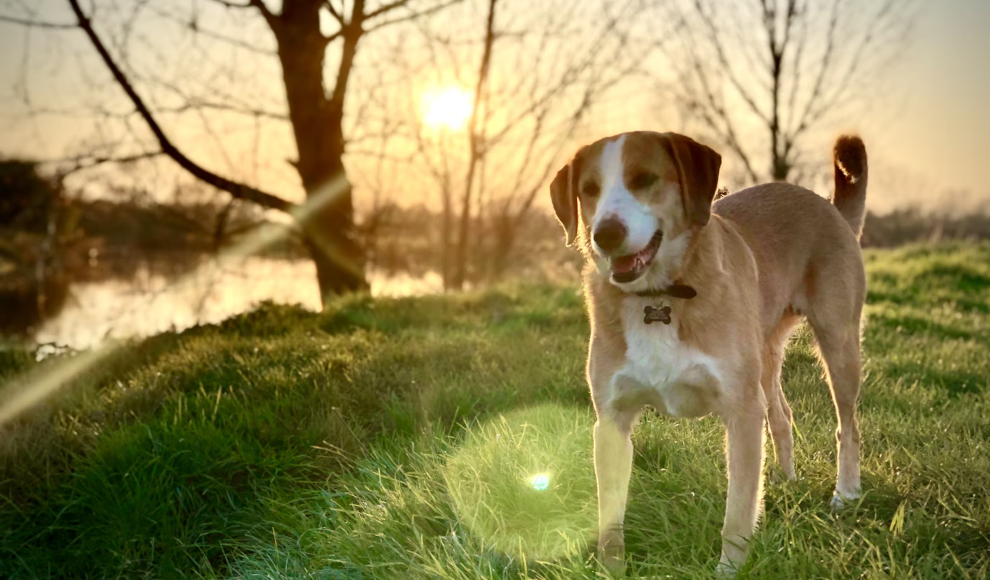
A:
[1,160,299,280]
[364,201,990,285]
[2,158,988,334]
[0,160,292,334]
[862,208,990,248]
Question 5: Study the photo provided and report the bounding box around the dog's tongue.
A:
[610,254,637,274]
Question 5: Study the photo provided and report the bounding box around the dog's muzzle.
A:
[608,230,664,284]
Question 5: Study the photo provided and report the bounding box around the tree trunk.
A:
[441,184,453,290]
[276,0,368,305]
[489,210,515,281]
[451,0,498,291]
[770,48,790,182]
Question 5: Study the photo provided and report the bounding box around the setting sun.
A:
[421,86,473,131]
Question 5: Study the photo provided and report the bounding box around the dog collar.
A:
[632,283,697,300]
[631,282,697,325]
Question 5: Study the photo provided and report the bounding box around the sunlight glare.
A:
[0,173,353,429]
[421,86,473,131]
[444,405,596,560]
[531,473,550,491]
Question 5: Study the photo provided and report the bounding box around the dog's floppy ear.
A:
[660,133,722,227]
[549,160,578,246]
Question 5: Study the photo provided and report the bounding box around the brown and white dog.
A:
[549,131,868,574]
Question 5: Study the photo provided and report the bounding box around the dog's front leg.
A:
[717,408,765,576]
[594,406,637,573]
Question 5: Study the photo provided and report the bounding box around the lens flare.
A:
[531,473,550,491]
[0,173,352,429]
[444,405,596,560]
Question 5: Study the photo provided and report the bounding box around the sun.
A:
[421,86,473,131]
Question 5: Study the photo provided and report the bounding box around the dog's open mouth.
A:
[610,230,663,283]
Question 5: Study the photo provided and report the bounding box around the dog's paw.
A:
[830,489,861,512]
[715,558,738,578]
[597,536,626,576]
[718,536,748,578]
[597,546,625,576]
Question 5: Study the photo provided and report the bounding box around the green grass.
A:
[1,242,989,579]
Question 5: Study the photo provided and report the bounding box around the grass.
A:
[1,242,989,579]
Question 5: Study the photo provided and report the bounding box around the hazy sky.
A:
[0,0,987,215]
[865,0,990,212]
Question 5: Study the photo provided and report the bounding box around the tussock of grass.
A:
[1,244,989,579]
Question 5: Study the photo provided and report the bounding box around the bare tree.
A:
[450,0,498,291]
[656,0,916,185]
[405,0,651,289]
[1,0,460,305]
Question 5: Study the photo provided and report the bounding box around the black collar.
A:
[632,282,697,325]
[632,282,697,300]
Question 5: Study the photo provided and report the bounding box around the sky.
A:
[0,0,988,216]
[865,0,990,212]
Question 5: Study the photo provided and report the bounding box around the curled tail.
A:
[832,135,868,238]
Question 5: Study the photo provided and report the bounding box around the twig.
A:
[66,0,296,214]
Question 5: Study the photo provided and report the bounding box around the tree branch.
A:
[809,0,900,123]
[148,77,290,121]
[66,0,296,214]
[778,0,799,58]
[205,0,279,31]
[157,100,289,121]
[0,13,77,29]
[205,0,252,8]
[670,15,760,182]
[143,2,277,56]
[363,0,461,34]
[365,0,413,20]
[330,0,366,106]
[57,151,164,177]
[324,1,344,24]
[249,0,280,30]
[784,0,808,133]
[691,0,770,126]
[790,0,839,136]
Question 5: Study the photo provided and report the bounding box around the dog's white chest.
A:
[610,300,723,417]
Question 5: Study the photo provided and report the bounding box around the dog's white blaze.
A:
[593,135,658,255]
[608,298,724,418]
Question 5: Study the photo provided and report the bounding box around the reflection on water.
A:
[33,258,442,350]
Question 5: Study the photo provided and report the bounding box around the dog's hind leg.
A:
[808,317,863,510]
[762,318,800,481]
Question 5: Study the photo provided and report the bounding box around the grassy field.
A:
[1,242,989,579]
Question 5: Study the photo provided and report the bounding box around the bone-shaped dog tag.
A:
[643,305,672,325]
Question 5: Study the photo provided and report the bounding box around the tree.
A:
[1,0,459,305]
[655,0,916,185]
[407,0,650,289]
[0,161,72,335]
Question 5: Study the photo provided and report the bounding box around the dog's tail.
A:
[832,135,868,238]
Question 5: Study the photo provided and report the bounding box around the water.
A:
[33,257,443,351]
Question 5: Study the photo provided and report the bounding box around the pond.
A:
[31,257,443,351]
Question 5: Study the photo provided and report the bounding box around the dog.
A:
[548,131,867,574]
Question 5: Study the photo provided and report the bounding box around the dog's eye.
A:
[581,182,600,197]
[629,172,658,190]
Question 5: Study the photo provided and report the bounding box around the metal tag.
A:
[643,304,672,325]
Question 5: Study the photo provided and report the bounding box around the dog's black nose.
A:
[593,218,627,252]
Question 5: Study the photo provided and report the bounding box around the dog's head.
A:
[550,131,721,291]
